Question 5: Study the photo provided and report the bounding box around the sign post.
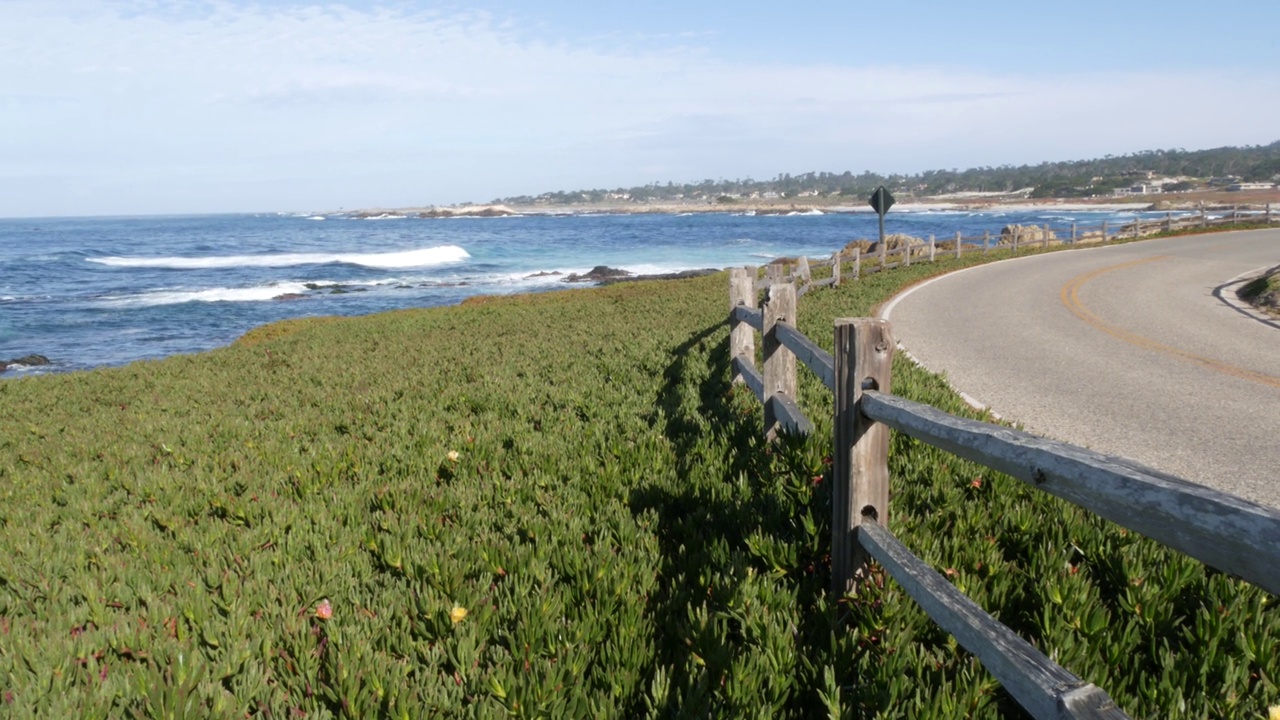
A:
[868,186,895,263]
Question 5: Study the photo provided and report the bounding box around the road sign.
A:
[869,186,895,251]
[869,186,895,215]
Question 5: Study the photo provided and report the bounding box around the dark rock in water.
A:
[329,287,349,295]
[303,282,324,290]
[526,270,563,278]
[0,354,51,372]
[598,268,720,286]
[272,293,308,301]
[563,266,633,283]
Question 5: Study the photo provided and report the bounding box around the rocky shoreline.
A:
[0,354,51,373]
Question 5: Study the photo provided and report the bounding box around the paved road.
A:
[883,229,1280,508]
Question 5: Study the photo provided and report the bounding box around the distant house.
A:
[1113,184,1162,197]
[1226,182,1276,192]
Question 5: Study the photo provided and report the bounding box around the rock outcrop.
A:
[0,354,51,373]
[563,266,632,283]
[999,224,1056,245]
[843,234,926,257]
[598,268,719,286]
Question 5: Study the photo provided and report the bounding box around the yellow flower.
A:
[446,450,460,463]
[450,605,468,625]
[1269,704,1279,720]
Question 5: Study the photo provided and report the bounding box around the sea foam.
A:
[100,282,314,307]
[87,245,470,270]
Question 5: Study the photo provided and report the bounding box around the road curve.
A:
[883,229,1280,508]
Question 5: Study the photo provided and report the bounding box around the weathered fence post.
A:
[955,231,962,259]
[1012,227,1020,252]
[879,238,887,269]
[796,256,812,284]
[1043,224,1050,249]
[1071,223,1077,243]
[1200,206,1207,229]
[1267,203,1272,223]
[1232,205,1238,226]
[983,229,990,253]
[763,283,798,441]
[729,267,756,385]
[904,240,912,267]
[1101,221,1108,242]
[928,235,936,262]
[852,247,861,280]
[832,251,842,287]
[1165,212,1172,232]
[833,318,894,596]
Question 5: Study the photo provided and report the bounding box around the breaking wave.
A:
[86,245,470,270]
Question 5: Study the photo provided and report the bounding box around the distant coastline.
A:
[340,188,1279,220]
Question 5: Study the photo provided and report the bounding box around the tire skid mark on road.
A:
[1060,256,1280,389]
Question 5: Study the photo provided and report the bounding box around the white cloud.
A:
[0,1,1276,216]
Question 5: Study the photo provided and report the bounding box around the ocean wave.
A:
[99,282,314,307]
[86,245,470,270]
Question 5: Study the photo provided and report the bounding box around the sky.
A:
[2,0,1278,217]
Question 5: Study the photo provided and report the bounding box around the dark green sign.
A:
[868,186,895,215]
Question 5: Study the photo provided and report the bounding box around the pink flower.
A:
[315,599,333,620]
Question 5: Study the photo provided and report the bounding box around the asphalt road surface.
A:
[883,228,1280,509]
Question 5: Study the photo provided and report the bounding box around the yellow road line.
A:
[1059,257,1280,389]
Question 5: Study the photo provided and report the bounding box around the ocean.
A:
[0,207,1172,375]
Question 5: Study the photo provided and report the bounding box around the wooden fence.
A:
[726,258,1280,719]
[758,203,1278,294]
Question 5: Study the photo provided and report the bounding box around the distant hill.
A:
[494,141,1280,206]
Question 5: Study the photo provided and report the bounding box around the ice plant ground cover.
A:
[0,244,1276,717]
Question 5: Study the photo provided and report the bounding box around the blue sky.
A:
[2,0,1277,217]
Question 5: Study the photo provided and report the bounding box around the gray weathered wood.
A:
[1232,205,1238,226]
[729,268,756,386]
[732,354,764,403]
[858,519,1129,720]
[1101,221,1107,242]
[1013,226,1020,251]
[1200,206,1207,228]
[767,392,813,436]
[983,229,990,253]
[852,246,861,280]
[832,251,842,287]
[763,284,798,441]
[903,240,912,267]
[1165,212,1172,232]
[811,276,837,289]
[859,390,1280,596]
[1071,223,1077,243]
[775,320,835,391]
[955,230,963,259]
[731,304,763,331]
[832,318,893,595]
[1043,224,1051,248]
[796,256,811,283]
[928,235,936,262]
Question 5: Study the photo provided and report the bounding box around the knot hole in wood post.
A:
[833,317,894,597]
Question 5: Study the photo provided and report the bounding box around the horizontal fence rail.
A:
[860,390,1280,596]
[857,519,1126,719]
[725,248,1280,718]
